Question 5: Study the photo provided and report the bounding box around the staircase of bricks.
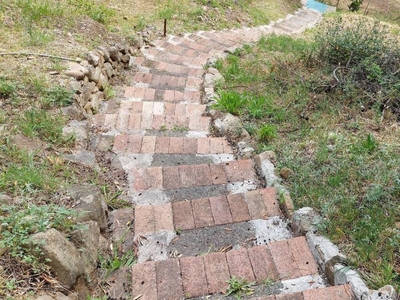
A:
[92,5,354,300]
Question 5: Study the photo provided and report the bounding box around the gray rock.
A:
[62,120,88,148]
[97,46,110,62]
[334,263,369,299]
[64,62,88,80]
[70,221,100,275]
[87,65,101,83]
[86,51,100,67]
[292,207,322,236]
[239,128,252,142]
[68,80,81,92]
[64,150,97,168]
[237,141,255,159]
[254,151,280,187]
[68,184,108,231]
[109,46,120,62]
[104,62,113,78]
[97,73,108,90]
[129,34,144,49]
[31,229,83,288]
[204,68,224,88]
[213,113,241,135]
[121,54,130,64]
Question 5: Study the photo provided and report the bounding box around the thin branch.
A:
[0,52,80,62]
[333,66,346,84]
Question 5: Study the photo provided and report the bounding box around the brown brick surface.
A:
[246,190,268,220]
[302,285,353,300]
[113,135,128,152]
[239,159,256,180]
[203,252,230,294]
[134,205,155,236]
[179,165,197,188]
[227,193,251,222]
[210,137,224,154]
[163,166,180,190]
[287,236,318,276]
[168,137,184,154]
[154,203,174,232]
[248,245,279,283]
[155,259,183,300]
[197,137,210,154]
[172,201,195,230]
[127,135,142,153]
[146,167,163,189]
[209,196,233,225]
[260,188,281,217]
[155,136,170,154]
[268,240,301,280]
[210,163,228,185]
[225,160,242,182]
[192,198,214,228]
[194,164,213,186]
[131,261,157,300]
[226,248,255,282]
[183,137,197,154]
[141,136,156,153]
[276,292,304,300]
[180,256,209,298]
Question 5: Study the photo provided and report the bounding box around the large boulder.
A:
[31,229,83,288]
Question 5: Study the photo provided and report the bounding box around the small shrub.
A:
[41,86,73,108]
[0,204,78,268]
[0,78,16,98]
[213,91,246,115]
[18,108,74,146]
[225,276,255,299]
[258,124,277,142]
[348,0,363,12]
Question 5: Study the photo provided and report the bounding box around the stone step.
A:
[144,47,210,68]
[113,135,233,155]
[131,236,326,299]
[123,86,202,103]
[134,188,281,236]
[91,113,210,133]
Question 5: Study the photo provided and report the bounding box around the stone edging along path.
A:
[89,3,397,300]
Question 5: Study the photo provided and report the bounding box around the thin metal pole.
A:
[164,19,167,37]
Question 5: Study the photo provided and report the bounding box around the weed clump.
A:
[314,16,400,117]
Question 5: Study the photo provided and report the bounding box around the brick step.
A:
[136,59,205,78]
[130,159,256,193]
[131,236,324,299]
[144,48,210,68]
[92,113,210,132]
[126,72,203,91]
[134,188,280,237]
[128,159,259,203]
[123,86,201,103]
[113,135,233,155]
[109,100,207,117]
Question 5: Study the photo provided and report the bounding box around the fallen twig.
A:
[0,52,80,62]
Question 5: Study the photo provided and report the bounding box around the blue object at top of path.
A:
[306,0,330,13]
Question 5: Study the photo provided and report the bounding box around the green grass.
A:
[214,18,400,290]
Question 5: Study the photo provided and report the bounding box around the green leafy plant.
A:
[348,0,363,12]
[213,91,245,115]
[257,124,277,142]
[0,78,17,98]
[41,86,74,108]
[18,108,74,146]
[99,228,135,279]
[225,276,256,299]
[0,204,78,268]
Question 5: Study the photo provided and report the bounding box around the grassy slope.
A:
[212,13,400,290]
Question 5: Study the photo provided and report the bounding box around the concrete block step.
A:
[131,236,327,299]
